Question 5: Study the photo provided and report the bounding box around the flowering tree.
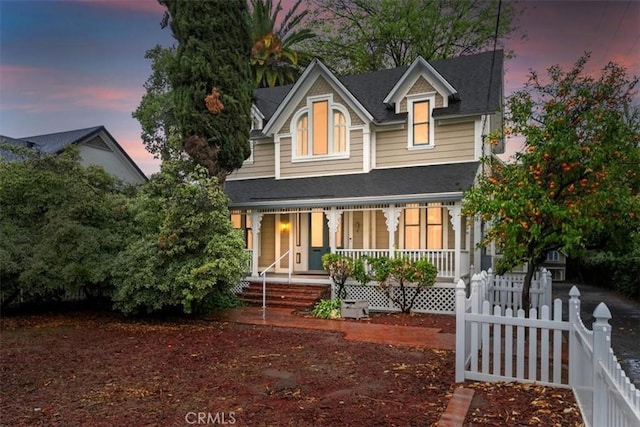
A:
[464,55,640,308]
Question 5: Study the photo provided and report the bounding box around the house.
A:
[225,50,504,284]
[0,126,147,185]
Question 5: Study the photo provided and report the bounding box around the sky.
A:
[1,0,639,176]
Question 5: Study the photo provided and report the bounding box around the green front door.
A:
[309,210,330,271]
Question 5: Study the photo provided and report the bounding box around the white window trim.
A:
[407,93,436,150]
[243,139,254,165]
[291,94,351,162]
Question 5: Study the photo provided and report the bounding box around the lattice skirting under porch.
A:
[333,282,456,314]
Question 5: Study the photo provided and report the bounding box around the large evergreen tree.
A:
[159,0,254,182]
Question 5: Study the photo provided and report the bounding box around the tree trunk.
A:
[522,260,537,310]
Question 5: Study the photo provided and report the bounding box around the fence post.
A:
[592,302,612,427]
[455,279,467,382]
[568,286,581,388]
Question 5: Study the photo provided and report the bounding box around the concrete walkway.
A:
[213,306,456,350]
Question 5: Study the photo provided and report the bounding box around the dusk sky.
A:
[1,0,638,176]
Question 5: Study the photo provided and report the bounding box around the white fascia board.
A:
[251,103,265,120]
[262,59,373,135]
[229,191,464,210]
[383,56,457,105]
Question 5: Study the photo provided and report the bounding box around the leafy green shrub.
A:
[0,147,131,311]
[354,256,437,313]
[322,253,353,299]
[311,299,341,319]
[580,249,640,301]
[111,162,249,315]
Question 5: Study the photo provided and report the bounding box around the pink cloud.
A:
[0,64,143,113]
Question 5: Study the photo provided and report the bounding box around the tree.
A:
[305,0,516,75]
[0,147,130,310]
[463,55,640,308]
[159,0,254,182]
[132,45,181,162]
[248,0,315,87]
[111,161,249,315]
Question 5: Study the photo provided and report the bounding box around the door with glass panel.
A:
[308,210,330,271]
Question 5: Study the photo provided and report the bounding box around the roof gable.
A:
[253,50,504,126]
[1,126,147,183]
[262,59,373,135]
[383,56,457,108]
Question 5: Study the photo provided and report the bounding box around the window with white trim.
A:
[408,95,435,148]
[293,96,349,160]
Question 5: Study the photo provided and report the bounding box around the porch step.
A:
[238,283,330,310]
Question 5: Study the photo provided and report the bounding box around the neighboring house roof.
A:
[0,125,147,184]
[225,161,480,209]
[253,50,503,126]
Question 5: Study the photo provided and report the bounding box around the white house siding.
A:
[258,214,276,268]
[279,129,364,178]
[375,121,475,168]
[77,141,146,185]
[227,140,275,180]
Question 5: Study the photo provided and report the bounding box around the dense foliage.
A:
[0,148,130,309]
[464,55,640,306]
[132,45,183,162]
[304,0,516,75]
[160,0,254,182]
[111,162,248,315]
[353,256,437,313]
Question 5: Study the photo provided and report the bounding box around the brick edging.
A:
[437,387,475,427]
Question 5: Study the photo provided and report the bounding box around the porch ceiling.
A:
[224,161,479,209]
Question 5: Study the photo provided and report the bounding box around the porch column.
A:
[382,204,401,258]
[448,204,462,282]
[250,212,263,277]
[325,207,343,253]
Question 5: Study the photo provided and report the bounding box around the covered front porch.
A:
[233,201,480,283]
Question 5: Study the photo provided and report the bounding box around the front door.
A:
[309,210,330,271]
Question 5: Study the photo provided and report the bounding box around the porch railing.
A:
[259,250,291,315]
[336,248,469,279]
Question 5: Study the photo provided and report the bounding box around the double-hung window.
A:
[408,95,435,148]
[294,96,349,160]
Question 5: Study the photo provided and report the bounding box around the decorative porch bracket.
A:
[382,205,402,258]
[325,207,343,253]
[250,212,263,277]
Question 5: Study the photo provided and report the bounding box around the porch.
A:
[234,201,479,283]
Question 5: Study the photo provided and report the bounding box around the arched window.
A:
[293,97,349,160]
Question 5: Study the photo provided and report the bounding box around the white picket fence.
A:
[455,272,640,427]
[485,268,553,310]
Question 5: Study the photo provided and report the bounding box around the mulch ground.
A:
[0,309,584,426]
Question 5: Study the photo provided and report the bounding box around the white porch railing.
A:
[455,272,640,427]
[335,248,469,279]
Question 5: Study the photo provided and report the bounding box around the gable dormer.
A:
[262,59,372,137]
[383,57,457,149]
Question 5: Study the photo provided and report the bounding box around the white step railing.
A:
[259,250,291,314]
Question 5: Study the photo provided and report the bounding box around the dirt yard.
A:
[0,310,583,426]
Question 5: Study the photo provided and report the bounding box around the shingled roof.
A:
[225,161,480,209]
[0,126,147,183]
[253,50,503,125]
